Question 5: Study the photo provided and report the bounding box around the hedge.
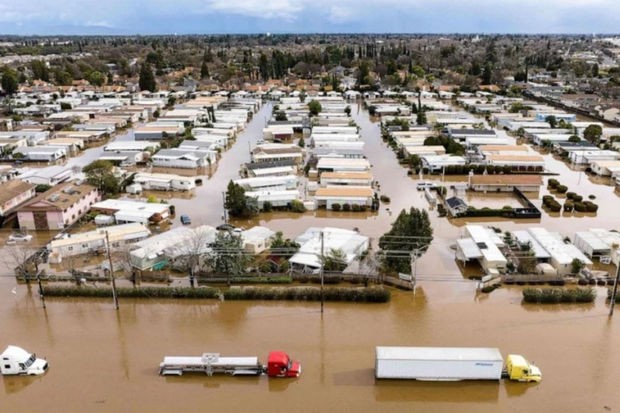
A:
[223,286,390,303]
[522,287,595,304]
[42,286,220,299]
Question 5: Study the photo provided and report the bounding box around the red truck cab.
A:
[266,351,301,378]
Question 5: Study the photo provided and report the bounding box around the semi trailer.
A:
[159,351,301,378]
[1,345,48,376]
[375,346,541,383]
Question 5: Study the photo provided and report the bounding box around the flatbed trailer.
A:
[159,351,301,378]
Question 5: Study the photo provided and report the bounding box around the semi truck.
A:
[159,351,301,378]
[1,345,48,376]
[375,346,541,383]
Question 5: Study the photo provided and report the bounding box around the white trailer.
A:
[1,345,48,376]
[375,346,504,381]
[160,353,263,376]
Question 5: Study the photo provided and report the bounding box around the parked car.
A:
[416,182,437,191]
[180,214,191,225]
[216,223,243,234]
[6,233,33,245]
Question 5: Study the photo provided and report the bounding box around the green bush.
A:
[263,201,273,212]
[379,195,390,203]
[342,204,351,212]
[573,202,587,212]
[351,204,361,212]
[563,201,574,212]
[523,287,595,304]
[584,201,598,212]
[42,286,220,299]
[222,286,390,303]
[556,185,568,194]
[289,199,306,213]
[547,178,559,189]
[331,203,341,211]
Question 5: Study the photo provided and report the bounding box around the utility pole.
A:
[410,248,419,295]
[609,261,620,317]
[105,231,119,310]
[320,230,325,314]
[36,270,46,309]
[222,191,228,224]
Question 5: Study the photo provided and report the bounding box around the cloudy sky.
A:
[1,0,619,35]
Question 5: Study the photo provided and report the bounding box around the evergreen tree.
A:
[225,181,258,218]
[139,63,156,92]
[1,67,18,96]
[378,208,433,274]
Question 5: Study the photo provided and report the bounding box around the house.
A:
[568,150,620,165]
[243,160,298,177]
[527,228,592,275]
[289,227,369,272]
[590,160,620,176]
[100,151,146,166]
[0,180,36,216]
[134,125,183,140]
[421,155,467,172]
[234,175,298,192]
[312,141,365,158]
[316,158,371,174]
[19,166,73,186]
[151,149,215,169]
[447,128,497,143]
[13,146,66,162]
[91,199,171,225]
[314,186,374,209]
[468,175,543,192]
[485,154,545,170]
[132,172,196,192]
[319,171,373,187]
[17,183,100,231]
[445,197,468,216]
[47,223,151,262]
[244,190,301,209]
[104,141,160,152]
[241,226,276,254]
[129,225,217,271]
[573,229,620,265]
[251,144,304,164]
[455,225,507,272]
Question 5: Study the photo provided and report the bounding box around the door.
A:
[33,212,49,231]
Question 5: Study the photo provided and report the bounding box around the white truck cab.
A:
[1,345,48,376]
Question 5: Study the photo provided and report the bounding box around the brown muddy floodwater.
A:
[2,278,620,413]
[3,102,620,412]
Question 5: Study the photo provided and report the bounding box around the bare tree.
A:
[170,226,216,287]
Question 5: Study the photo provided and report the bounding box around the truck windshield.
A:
[23,354,36,368]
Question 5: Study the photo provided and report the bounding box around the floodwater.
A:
[2,278,620,412]
[4,101,620,412]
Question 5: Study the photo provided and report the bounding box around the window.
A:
[4,365,10,369]
[81,244,88,249]
[68,246,73,251]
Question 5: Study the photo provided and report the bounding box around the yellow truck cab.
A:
[505,354,542,383]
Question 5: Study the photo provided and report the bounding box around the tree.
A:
[378,207,433,274]
[298,136,305,148]
[82,160,121,195]
[173,226,214,287]
[571,258,585,275]
[545,115,557,129]
[30,60,49,81]
[308,100,322,116]
[344,106,351,116]
[583,124,603,144]
[139,63,156,92]
[568,135,581,143]
[416,110,427,125]
[1,67,18,96]
[269,231,299,259]
[321,248,348,272]
[225,180,258,219]
[86,71,105,87]
[200,50,210,79]
[206,232,248,283]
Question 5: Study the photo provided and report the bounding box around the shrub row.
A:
[331,203,368,212]
[607,288,620,303]
[199,276,292,285]
[566,192,583,202]
[42,286,220,299]
[522,287,596,304]
[548,178,560,189]
[542,195,562,212]
[223,286,390,303]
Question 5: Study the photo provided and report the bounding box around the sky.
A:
[0,0,619,35]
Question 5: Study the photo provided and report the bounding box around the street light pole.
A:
[222,191,228,224]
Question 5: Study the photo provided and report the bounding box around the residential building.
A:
[0,180,36,216]
[17,183,100,230]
